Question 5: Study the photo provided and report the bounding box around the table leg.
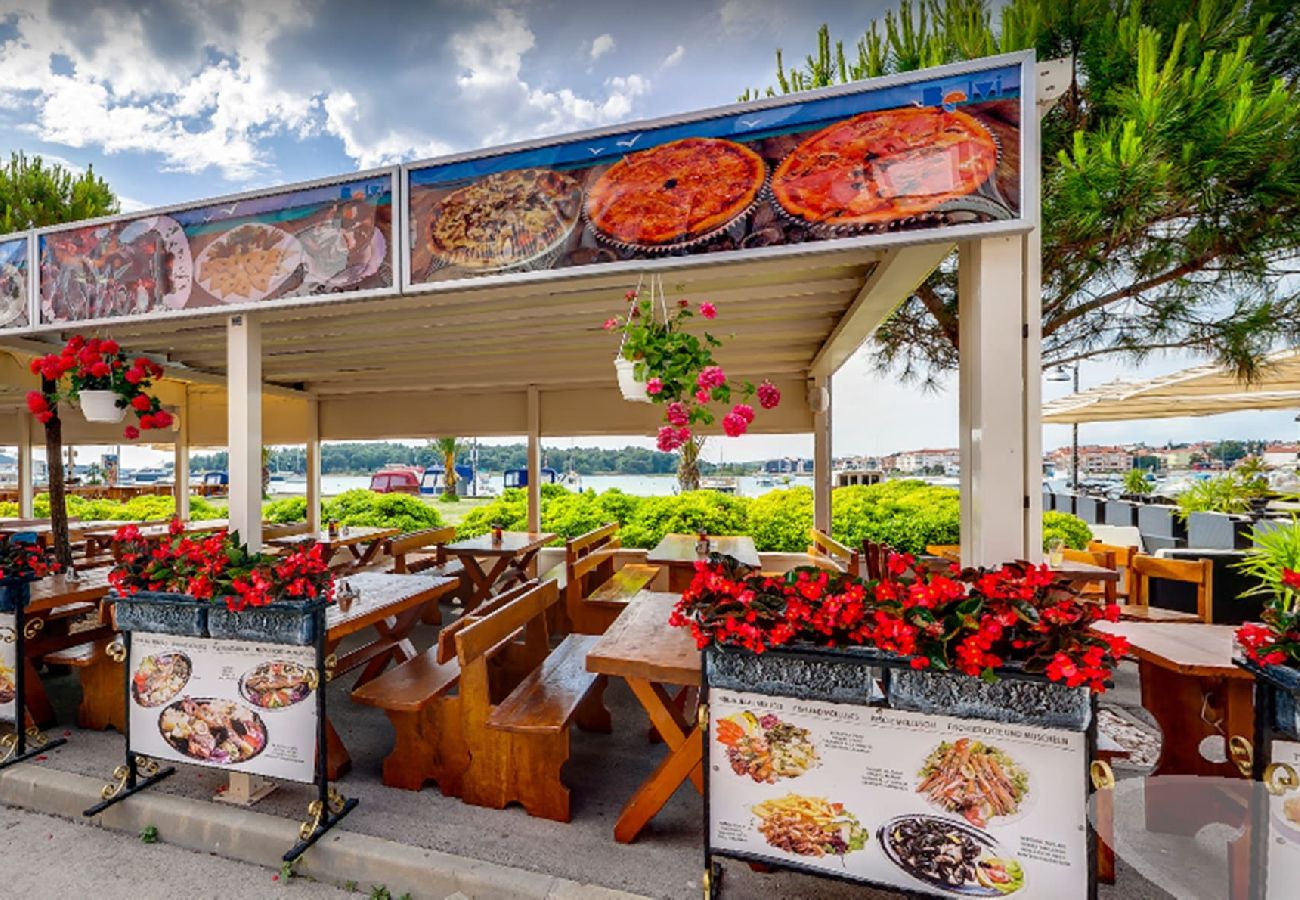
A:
[326,717,351,780]
[21,658,55,727]
[454,555,495,610]
[614,677,704,844]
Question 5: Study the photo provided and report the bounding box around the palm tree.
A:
[434,437,462,499]
[678,436,705,492]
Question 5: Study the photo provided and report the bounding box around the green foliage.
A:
[1042,511,1092,551]
[830,481,961,555]
[756,1,1300,383]
[620,491,750,549]
[1123,469,1153,495]
[458,489,529,538]
[1175,471,1268,519]
[264,496,308,524]
[0,152,118,232]
[747,487,814,552]
[1237,518,1300,612]
[138,824,158,844]
[24,493,227,522]
[321,490,443,534]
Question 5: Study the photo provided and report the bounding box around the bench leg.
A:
[574,676,612,734]
[382,700,467,796]
[78,654,125,732]
[511,731,571,822]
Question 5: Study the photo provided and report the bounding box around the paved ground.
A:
[0,805,360,899]
[19,598,1191,899]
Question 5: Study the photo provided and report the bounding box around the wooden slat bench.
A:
[44,638,124,731]
[350,580,539,794]
[809,528,860,575]
[556,524,660,634]
[456,580,610,821]
[384,526,469,623]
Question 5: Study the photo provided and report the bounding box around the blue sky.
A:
[3,0,1296,466]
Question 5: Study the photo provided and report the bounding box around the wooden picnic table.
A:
[323,571,459,778]
[586,590,703,843]
[441,531,556,610]
[19,569,115,726]
[647,534,761,592]
[81,519,227,556]
[1094,621,1253,836]
[268,525,401,571]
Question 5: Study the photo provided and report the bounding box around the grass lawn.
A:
[421,495,495,527]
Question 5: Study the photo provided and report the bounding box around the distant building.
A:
[1264,443,1300,469]
[896,448,960,475]
[1048,445,1132,474]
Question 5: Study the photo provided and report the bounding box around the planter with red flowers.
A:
[681,554,1121,899]
[603,282,781,451]
[0,537,58,612]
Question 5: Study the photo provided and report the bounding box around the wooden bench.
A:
[457,580,610,821]
[552,524,660,634]
[350,580,539,794]
[809,528,860,575]
[44,638,124,731]
[384,526,469,623]
[262,522,311,542]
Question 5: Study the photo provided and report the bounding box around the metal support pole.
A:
[1071,365,1080,492]
[227,314,263,552]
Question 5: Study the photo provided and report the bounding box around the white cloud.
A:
[590,33,615,62]
[323,91,453,169]
[662,44,686,68]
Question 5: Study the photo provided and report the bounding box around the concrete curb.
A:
[1,763,647,900]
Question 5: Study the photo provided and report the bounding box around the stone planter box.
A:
[207,599,318,646]
[1105,500,1139,528]
[1075,495,1105,525]
[0,580,32,613]
[112,591,209,637]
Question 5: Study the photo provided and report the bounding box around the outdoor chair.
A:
[808,528,860,576]
[1129,554,1215,622]
[862,539,895,580]
[1089,539,1140,602]
[1061,547,1118,603]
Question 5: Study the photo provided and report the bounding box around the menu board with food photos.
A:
[406,60,1025,289]
[128,631,317,783]
[0,236,29,329]
[1265,739,1300,897]
[708,690,1088,899]
[36,170,394,327]
[0,612,16,724]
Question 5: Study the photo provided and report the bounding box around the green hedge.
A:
[620,491,750,549]
[1042,510,1093,551]
[0,493,229,522]
[321,489,443,534]
[829,481,962,556]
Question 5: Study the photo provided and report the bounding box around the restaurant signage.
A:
[0,612,16,723]
[1264,740,1300,897]
[404,55,1028,291]
[34,169,396,329]
[707,689,1087,898]
[0,235,30,330]
[127,631,317,783]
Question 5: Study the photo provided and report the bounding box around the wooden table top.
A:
[646,533,761,569]
[1093,621,1252,679]
[1054,559,1122,582]
[326,572,458,640]
[270,525,400,550]
[586,591,701,686]
[26,568,112,613]
[81,519,228,540]
[443,531,557,557]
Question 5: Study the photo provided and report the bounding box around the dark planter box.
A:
[112,591,209,637]
[1053,492,1076,516]
[1105,500,1139,528]
[0,580,32,613]
[1157,549,1266,625]
[1043,488,1056,512]
[1240,656,1300,740]
[1075,495,1105,525]
[705,644,1093,731]
[1137,504,1186,552]
[207,599,319,646]
[1187,512,1254,550]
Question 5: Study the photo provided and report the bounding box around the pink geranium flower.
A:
[699,302,716,319]
[646,377,663,395]
[666,401,690,427]
[757,380,781,410]
[722,412,748,437]
[697,366,726,390]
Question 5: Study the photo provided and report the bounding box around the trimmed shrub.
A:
[458,489,529,538]
[620,491,750,549]
[321,489,443,534]
[264,496,309,524]
[747,487,814,553]
[1042,511,1092,551]
[831,481,961,556]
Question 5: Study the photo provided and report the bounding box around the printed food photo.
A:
[917,738,1029,827]
[879,814,1024,895]
[130,651,193,708]
[158,697,268,765]
[750,793,868,859]
[716,710,820,783]
[239,659,314,710]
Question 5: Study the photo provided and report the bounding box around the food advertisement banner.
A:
[128,631,317,783]
[407,62,1022,288]
[36,172,394,327]
[1265,739,1300,897]
[0,236,30,329]
[709,690,1087,899]
[0,612,16,724]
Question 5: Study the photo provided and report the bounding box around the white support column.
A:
[958,236,1029,566]
[227,314,262,552]
[1021,232,1044,560]
[811,375,832,533]
[16,412,33,519]
[526,386,541,534]
[306,399,322,533]
[173,386,190,520]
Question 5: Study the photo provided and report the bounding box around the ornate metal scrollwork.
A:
[1265,762,1299,797]
[135,755,160,777]
[1089,759,1116,791]
[0,733,17,763]
[100,764,131,801]
[327,786,347,815]
[106,640,127,663]
[0,625,15,644]
[23,618,43,640]
[1229,735,1254,778]
[24,726,48,748]
[298,799,325,841]
[304,667,320,692]
[324,653,338,683]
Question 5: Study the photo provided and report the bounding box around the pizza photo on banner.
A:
[406,63,1021,286]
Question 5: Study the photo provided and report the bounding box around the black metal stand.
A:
[283,603,356,862]
[1,580,68,771]
[82,630,175,816]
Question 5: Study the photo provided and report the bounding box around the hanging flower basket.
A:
[78,389,126,423]
[613,356,650,402]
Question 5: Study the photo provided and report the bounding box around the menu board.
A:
[0,236,29,329]
[0,612,15,724]
[708,690,1087,899]
[1265,740,1300,897]
[128,631,317,783]
[407,62,1023,289]
[37,172,394,326]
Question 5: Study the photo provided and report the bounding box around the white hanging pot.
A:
[79,390,126,423]
[614,357,651,403]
